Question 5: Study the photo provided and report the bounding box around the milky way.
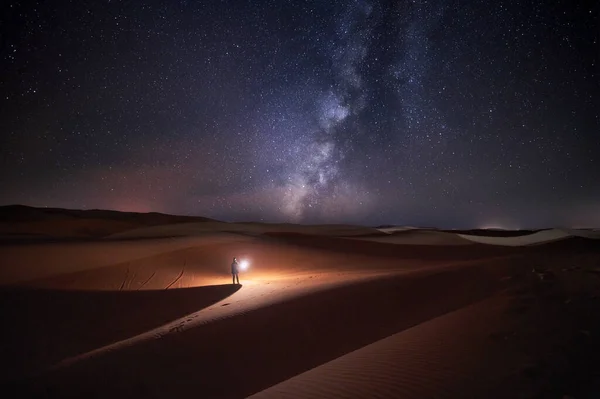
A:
[1,0,598,227]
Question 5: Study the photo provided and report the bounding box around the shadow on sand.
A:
[0,283,241,382]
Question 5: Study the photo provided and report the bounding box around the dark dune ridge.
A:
[0,205,216,240]
[0,205,215,224]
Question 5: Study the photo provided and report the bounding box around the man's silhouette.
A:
[231,257,240,285]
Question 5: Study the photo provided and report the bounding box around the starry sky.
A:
[1,0,598,228]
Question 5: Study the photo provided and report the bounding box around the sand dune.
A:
[11,232,424,291]
[2,207,599,398]
[106,221,241,238]
[0,219,140,239]
[567,228,600,239]
[374,228,600,247]
[0,205,215,239]
[458,228,575,246]
[17,259,510,398]
[376,226,419,233]
[349,229,474,245]
[0,232,438,381]
[5,225,504,383]
[0,284,242,382]
[249,297,515,399]
[108,221,380,239]
[261,231,529,262]
[0,234,250,285]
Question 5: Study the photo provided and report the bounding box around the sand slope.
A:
[0,234,250,285]
[249,296,515,399]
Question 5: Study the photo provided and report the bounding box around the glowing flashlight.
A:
[239,259,250,271]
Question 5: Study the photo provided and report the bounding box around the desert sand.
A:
[1,206,599,398]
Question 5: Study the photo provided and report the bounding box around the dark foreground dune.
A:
[0,284,241,382]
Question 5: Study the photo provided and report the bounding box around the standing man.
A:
[231,257,240,285]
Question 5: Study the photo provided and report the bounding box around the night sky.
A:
[1,1,598,228]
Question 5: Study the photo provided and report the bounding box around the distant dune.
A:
[351,229,475,245]
[108,221,381,240]
[0,205,215,239]
[458,228,571,246]
[376,226,419,233]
